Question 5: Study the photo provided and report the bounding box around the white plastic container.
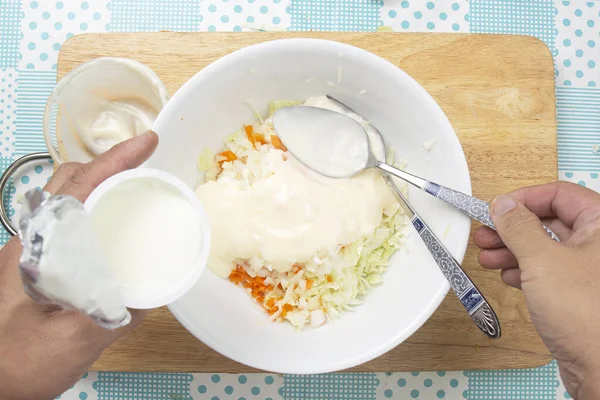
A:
[84,168,210,309]
[44,57,169,165]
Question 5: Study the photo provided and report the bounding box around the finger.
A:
[508,181,600,228]
[474,226,504,249]
[57,132,159,202]
[43,162,83,194]
[501,268,522,289]
[540,217,572,241]
[491,194,557,263]
[478,248,519,270]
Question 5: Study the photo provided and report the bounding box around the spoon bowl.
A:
[273,105,373,178]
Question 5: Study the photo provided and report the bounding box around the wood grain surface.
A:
[58,32,557,372]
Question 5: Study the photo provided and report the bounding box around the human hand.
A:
[0,132,159,400]
[474,182,600,399]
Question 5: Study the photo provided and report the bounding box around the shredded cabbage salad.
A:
[198,100,409,329]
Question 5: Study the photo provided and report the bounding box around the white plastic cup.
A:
[84,168,210,309]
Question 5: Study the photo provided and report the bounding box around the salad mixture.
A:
[196,97,409,329]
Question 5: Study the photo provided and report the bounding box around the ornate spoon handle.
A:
[423,182,560,242]
[410,214,501,339]
[376,163,560,242]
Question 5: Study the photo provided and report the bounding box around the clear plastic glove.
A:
[18,189,130,329]
[475,182,600,400]
[0,132,158,400]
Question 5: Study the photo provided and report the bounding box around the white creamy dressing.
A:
[197,96,395,278]
[89,178,203,298]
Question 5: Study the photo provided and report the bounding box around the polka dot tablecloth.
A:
[1,0,598,399]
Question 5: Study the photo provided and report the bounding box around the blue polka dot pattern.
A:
[556,0,600,87]
[381,0,469,32]
[200,0,290,31]
[377,371,466,399]
[470,0,556,58]
[19,0,110,70]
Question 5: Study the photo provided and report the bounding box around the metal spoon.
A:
[273,98,502,338]
[273,102,559,242]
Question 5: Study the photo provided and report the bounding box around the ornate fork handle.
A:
[411,215,502,339]
[424,182,560,242]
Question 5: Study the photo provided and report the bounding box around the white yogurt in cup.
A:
[84,168,211,309]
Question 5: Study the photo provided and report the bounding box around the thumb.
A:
[57,131,159,202]
[491,194,554,261]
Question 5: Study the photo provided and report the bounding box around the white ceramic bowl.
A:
[149,38,471,374]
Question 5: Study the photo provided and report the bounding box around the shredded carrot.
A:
[256,134,268,145]
[281,304,294,317]
[217,150,237,166]
[244,125,267,148]
[229,266,287,316]
[229,266,270,308]
[244,125,256,147]
[270,135,287,151]
[326,275,333,283]
[306,279,313,290]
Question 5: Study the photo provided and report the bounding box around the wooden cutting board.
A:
[58,32,557,372]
